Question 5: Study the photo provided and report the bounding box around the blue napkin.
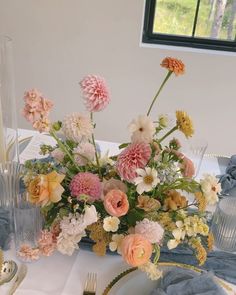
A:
[0,208,11,250]
[219,155,236,194]
[150,267,227,295]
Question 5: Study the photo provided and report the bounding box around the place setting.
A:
[1,33,236,295]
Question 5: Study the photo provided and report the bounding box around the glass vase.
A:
[0,35,18,164]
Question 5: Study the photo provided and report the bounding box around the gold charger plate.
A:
[102,262,235,295]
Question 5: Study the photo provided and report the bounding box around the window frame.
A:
[142,0,236,53]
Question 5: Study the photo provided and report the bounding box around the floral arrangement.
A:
[21,57,221,280]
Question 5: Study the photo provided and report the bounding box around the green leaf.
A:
[119,143,129,149]
[126,209,144,226]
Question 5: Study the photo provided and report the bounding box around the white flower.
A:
[109,234,124,254]
[57,233,81,256]
[97,151,114,166]
[103,216,120,232]
[167,222,186,250]
[83,205,98,227]
[134,167,160,195]
[62,113,93,142]
[73,142,95,166]
[129,115,155,143]
[135,218,164,244]
[139,261,162,280]
[200,174,221,205]
[60,213,86,236]
[51,148,65,162]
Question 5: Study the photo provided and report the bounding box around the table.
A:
[1,129,236,294]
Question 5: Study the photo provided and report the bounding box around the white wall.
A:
[0,0,235,155]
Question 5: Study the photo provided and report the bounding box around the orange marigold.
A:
[161,57,185,76]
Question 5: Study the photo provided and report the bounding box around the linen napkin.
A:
[150,267,227,295]
[219,155,236,194]
[0,208,11,250]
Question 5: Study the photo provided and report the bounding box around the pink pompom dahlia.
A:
[69,172,102,201]
[80,75,110,112]
[117,142,151,182]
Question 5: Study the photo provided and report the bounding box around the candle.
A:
[0,98,6,163]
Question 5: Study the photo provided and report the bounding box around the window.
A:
[142,0,236,52]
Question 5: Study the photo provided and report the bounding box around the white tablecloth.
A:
[1,129,236,294]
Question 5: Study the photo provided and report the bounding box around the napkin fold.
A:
[150,267,227,295]
[0,208,11,250]
[219,155,236,194]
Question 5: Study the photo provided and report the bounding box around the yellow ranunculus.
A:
[28,171,65,206]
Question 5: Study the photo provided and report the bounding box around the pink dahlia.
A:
[116,142,151,182]
[69,172,102,201]
[80,75,110,112]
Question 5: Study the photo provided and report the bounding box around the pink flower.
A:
[135,218,164,244]
[173,151,195,178]
[24,88,41,107]
[62,113,93,142]
[69,172,102,201]
[120,234,152,267]
[38,230,56,256]
[73,142,95,166]
[80,75,110,112]
[104,189,129,217]
[22,104,41,123]
[17,244,40,261]
[51,148,65,162]
[117,142,151,182]
[39,97,54,115]
[33,117,50,132]
[103,178,128,196]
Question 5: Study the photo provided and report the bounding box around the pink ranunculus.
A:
[135,218,164,244]
[69,172,102,202]
[103,189,129,217]
[80,75,110,112]
[116,142,151,182]
[120,234,152,267]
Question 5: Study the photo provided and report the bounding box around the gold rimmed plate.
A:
[102,262,235,295]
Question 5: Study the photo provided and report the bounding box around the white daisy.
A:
[134,167,160,195]
[200,174,221,205]
[128,115,155,143]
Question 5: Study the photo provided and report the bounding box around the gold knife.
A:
[8,264,27,295]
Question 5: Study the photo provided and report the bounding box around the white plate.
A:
[102,263,235,295]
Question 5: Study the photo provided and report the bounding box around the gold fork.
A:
[83,272,97,295]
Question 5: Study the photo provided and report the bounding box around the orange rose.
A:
[28,171,65,206]
[103,189,129,217]
[120,234,152,267]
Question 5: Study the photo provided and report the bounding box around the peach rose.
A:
[28,171,65,206]
[103,178,128,196]
[103,189,129,217]
[120,234,152,267]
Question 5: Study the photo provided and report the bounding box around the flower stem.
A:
[146,71,172,116]
[157,126,178,144]
[50,129,80,170]
[90,112,102,178]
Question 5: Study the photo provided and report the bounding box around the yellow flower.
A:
[194,192,207,212]
[136,195,161,212]
[176,110,194,138]
[160,57,185,76]
[28,171,65,206]
[191,238,207,266]
[207,232,214,251]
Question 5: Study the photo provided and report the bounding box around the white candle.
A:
[0,98,6,163]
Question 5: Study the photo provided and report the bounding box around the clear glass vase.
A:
[0,35,18,164]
